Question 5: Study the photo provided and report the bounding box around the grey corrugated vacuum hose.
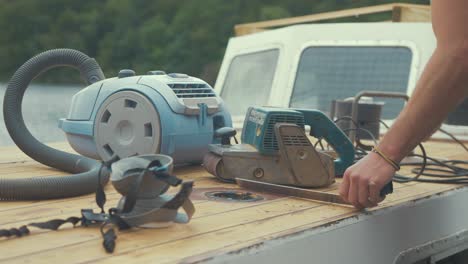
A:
[2,49,109,200]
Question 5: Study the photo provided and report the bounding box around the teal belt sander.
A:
[203,107,355,188]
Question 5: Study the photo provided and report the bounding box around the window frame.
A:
[286,40,421,113]
[218,45,283,115]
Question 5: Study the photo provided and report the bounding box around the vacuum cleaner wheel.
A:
[94,91,161,162]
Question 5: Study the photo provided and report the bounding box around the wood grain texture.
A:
[399,5,432,22]
[234,3,430,36]
[0,141,466,263]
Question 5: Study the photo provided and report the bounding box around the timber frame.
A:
[234,3,431,36]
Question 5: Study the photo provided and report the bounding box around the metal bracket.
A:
[81,209,109,226]
[395,229,468,264]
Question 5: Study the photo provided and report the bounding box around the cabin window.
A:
[290,46,412,119]
[221,49,279,116]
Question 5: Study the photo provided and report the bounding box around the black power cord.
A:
[330,116,468,184]
[379,119,468,183]
[396,155,468,183]
[438,127,468,152]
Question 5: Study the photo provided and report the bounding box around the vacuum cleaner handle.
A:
[294,109,355,175]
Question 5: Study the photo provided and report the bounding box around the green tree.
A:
[0,0,430,84]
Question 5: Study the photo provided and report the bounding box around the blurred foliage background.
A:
[0,0,429,85]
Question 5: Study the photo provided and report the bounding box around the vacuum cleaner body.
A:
[2,48,223,201]
[60,71,232,164]
[203,107,355,188]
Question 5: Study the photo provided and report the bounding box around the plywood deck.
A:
[0,141,466,263]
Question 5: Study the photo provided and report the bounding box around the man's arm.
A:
[339,0,468,209]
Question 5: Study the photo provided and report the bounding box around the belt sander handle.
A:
[380,181,394,196]
[294,109,355,175]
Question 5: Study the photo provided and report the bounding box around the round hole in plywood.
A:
[205,191,263,202]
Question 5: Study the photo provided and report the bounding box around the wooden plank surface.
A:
[234,3,430,36]
[0,141,466,263]
[395,5,432,22]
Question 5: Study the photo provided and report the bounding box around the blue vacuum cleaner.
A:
[2,49,231,200]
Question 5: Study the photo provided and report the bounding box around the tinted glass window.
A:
[290,46,412,119]
[221,49,279,116]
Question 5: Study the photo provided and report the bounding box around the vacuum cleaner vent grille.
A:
[263,114,305,151]
[167,83,216,98]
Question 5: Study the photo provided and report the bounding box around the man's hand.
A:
[339,152,395,209]
[339,0,468,210]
